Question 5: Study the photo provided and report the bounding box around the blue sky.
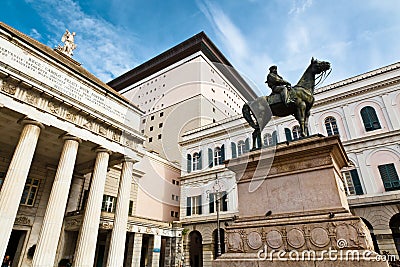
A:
[1,0,400,95]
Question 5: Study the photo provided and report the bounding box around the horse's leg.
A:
[296,101,307,137]
[251,128,260,150]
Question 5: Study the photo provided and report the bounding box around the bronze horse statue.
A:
[242,58,331,150]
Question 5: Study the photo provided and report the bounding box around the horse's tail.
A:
[242,103,258,129]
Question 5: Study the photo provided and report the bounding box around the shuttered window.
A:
[378,164,400,191]
[360,106,381,132]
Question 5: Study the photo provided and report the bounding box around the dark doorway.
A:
[140,235,150,267]
[189,231,202,267]
[212,228,225,259]
[390,213,400,256]
[4,230,26,267]
[362,218,380,253]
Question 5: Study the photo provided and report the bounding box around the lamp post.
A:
[214,174,222,257]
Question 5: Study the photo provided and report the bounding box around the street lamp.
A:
[213,174,222,257]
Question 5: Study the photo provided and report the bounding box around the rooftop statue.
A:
[242,58,331,150]
[57,29,77,57]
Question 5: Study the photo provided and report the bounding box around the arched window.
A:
[284,128,292,142]
[192,152,202,171]
[292,126,301,140]
[214,147,221,166]
[324,116,339,136]
[360,106,381,132]
[272,130,278,145]
[237,140,246,156]
[212,145,225,166]
[263,133,273,147]
[187,154,192,173]
[231,142,237,158]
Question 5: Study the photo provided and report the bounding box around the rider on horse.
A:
[266,65,293,107]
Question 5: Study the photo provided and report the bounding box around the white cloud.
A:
[289,0,313,15]
[198,0,248,62]
[25,0,139,82]
[29,28,42,40]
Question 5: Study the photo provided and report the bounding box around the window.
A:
[171,211,175,217]
[172,194,175,200]
[325,116,339,136]
[214,147,222,166]
[285,128,292,141]
[160,112,164,117]
[20,178,40,206]
[292,125,301,140]
[231,142,237,158]
[149,137,153,143]
[172,179,176,185]
[174,211,179,218]
[101,195,116,213]
[150,126,153,131]
[187,154,192,173]
[142,119,145,123]
[378,164,400,191]
[151,115,155,120]
[158,134,162,139]
[360,106,381,131]
[209,191,228,213]
[342,169,363,195]
[263,133,273,146]
[128,200,134,215]
[192,152,202,171]
[186,195,202,216]
[159,123,163,128]
[237,141,246,156]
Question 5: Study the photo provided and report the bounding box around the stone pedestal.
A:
[213,135,389,266]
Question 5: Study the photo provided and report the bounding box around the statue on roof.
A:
[57,29,76,57]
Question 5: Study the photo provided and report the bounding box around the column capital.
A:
[60,133,82,143]
[122,156,138,164]
[92,146,112,155]
[18,118,45,129]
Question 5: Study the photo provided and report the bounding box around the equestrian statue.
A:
[242,57,331,150]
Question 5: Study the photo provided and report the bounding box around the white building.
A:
[108,32,257,165]
[179,62,400,266]
[0,22,181,267]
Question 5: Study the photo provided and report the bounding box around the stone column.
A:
[0,119,44,260]
[131,233,143,267]
[151,235,162,267]
[73,148,111,267]
[106,159,135,267]
[32,135,81,267]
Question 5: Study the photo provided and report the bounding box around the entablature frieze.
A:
[0,73,144,153]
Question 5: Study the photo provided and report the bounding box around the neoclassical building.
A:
[0,22,181,267]
[179,62,400,266]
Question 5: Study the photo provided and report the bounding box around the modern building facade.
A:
[0,22,181,267]
[108,32,257,165]
[179,62,400,266]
